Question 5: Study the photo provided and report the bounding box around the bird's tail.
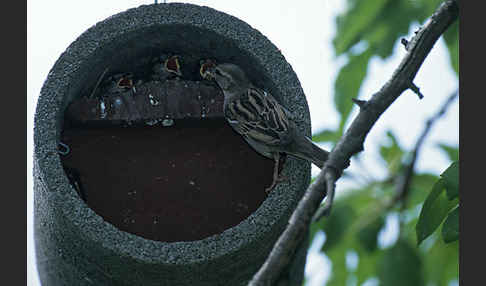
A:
[289,136,329,169]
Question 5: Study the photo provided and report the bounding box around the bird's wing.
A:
[224,87,293,146]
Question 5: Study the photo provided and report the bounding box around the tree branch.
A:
[351,89,458,233]
[395,89,459,209]
[248,1,459,285]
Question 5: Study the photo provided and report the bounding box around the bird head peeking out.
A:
[211,63,251,94]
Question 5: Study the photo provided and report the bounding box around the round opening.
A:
[59,24,281,242]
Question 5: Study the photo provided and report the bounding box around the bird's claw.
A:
[265,175,287,194]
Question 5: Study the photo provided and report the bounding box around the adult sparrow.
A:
[209,63,330,192]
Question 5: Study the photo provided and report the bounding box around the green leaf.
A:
[407,173,440,207]
[357,216,385,252]
[312,129,339,143]
[325,248,349,286]
[320,204,356,251]
[333,0,389,55]
[355,248,382,285]
[442,206,459,243]
[379,131,404,175]
[316,187,376,251]
[378,239,425,286]
[334,49,373,132]
[324,229,357,286]
[363,22,392,59]
[437,143,459,162]
[416,179,458,245]
[422,234,459,285]
[417,0,447,20]
[365,1,419,59]
[441,161,459,200]
[443,20,459,75]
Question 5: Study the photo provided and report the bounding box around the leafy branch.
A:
[394,90,458,211]
[248,1,459,285]
[351,89,458,238]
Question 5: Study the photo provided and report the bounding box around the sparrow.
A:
[199,59,217,80]
[151,55,182,81]
[101,73,134,94]
[164,55,182,77]
[209,63,330,192]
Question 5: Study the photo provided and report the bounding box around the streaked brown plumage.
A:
[210,63,329,192]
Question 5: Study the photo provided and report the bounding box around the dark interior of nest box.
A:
[60,25,282,242]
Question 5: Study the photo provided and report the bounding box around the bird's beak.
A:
[200,62,217,80]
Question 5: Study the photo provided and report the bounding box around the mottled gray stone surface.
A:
[34,3,311,285]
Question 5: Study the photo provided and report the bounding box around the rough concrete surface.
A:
[34,3,311,285]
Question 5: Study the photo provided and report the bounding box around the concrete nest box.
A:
[34,3,311,285]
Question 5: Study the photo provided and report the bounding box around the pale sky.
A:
[27,1,458,285]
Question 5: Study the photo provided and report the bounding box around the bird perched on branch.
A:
[208,63,330,192]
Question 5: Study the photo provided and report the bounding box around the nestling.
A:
[209,63,330,192]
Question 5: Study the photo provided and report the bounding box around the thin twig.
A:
[409,82,425,99]
[395,89,459,208]
[88,67,109,99]
[353,90,458,231]
[248,1,458,284]
[312,169,337,220]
